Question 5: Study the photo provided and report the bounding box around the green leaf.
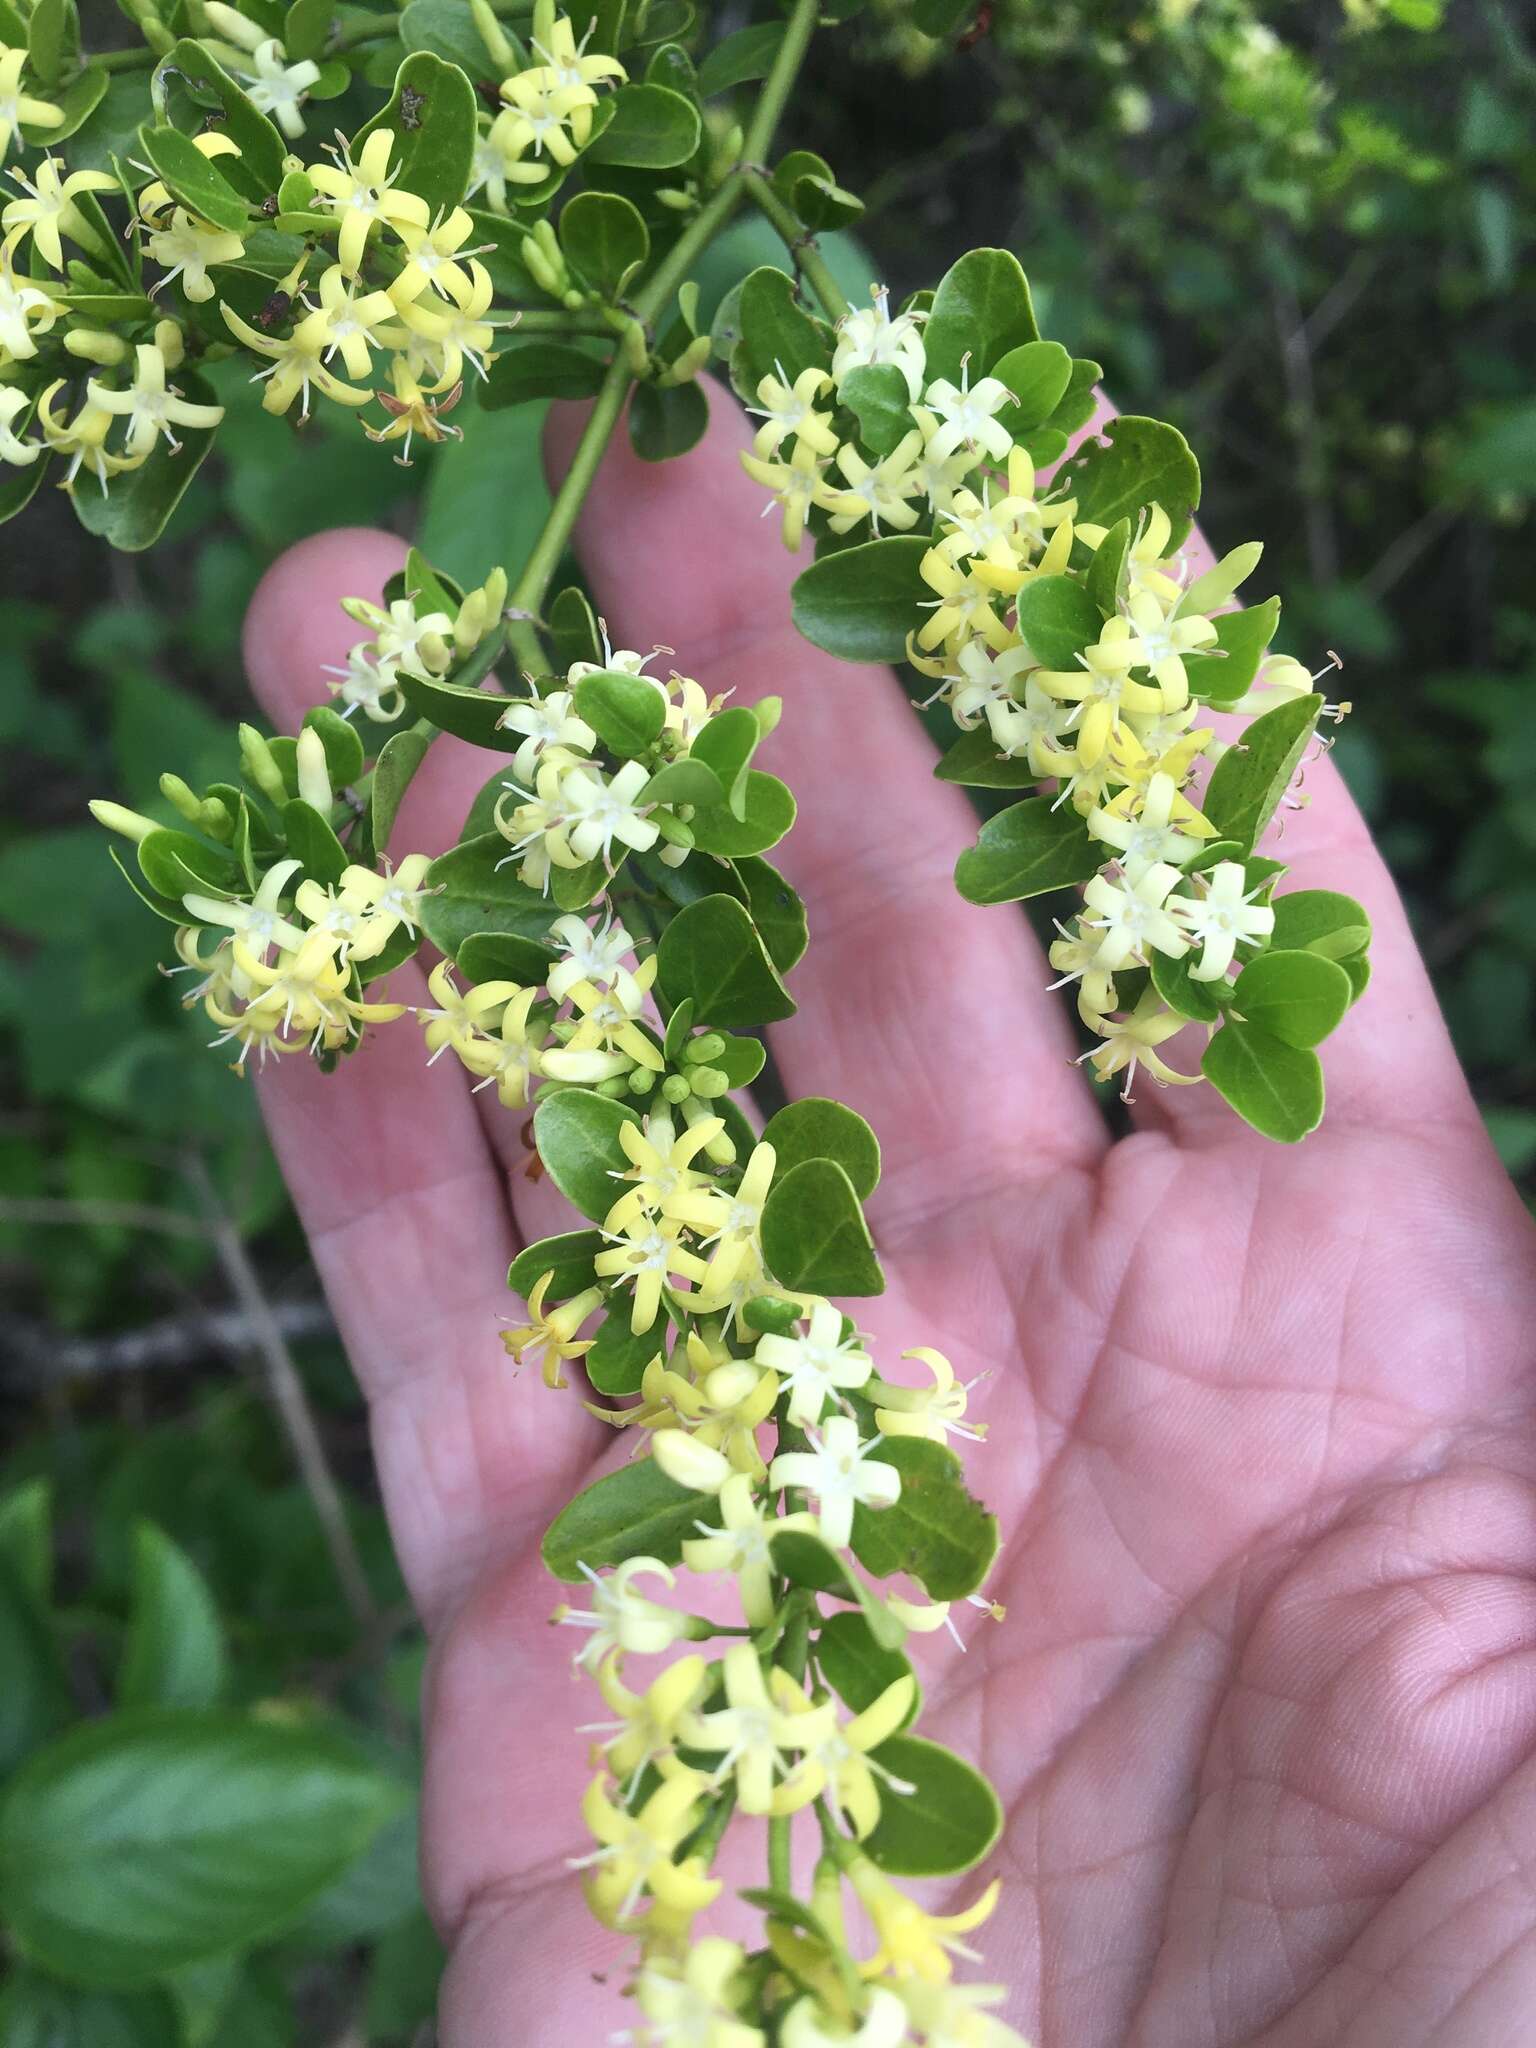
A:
[1059,414,1201,551]
[27,0,78,87]
[641,756,726,807]
[697,20,785,94]
[482,341,609,409]
[733,855,807,974]
[1201,1017,1325,1143]
[419,832,559,958]
[1233,948,1352,1049]
[399,666,518,748]
[541,1459,719,1581]
[1150,943,1224,1025]
[1201,694,1323,855]
[586,81,701,167]
[923,247,1040,385]
[933,726,1040,788]
[771,1530,905,1651]
[0,445,50,526]
[991,338,1072,437]
[507,1230,604,1302]
[850,1436,998,1600]
[860,1734,1001,1876]
[1183,595,1281,709]
[839,363,917,458]
[370,728,431,856]
[282,799,347,885]
[0,1480,51,1606]
[814,1610,919,1723]
[300,705,364,790]
[954,797,1101,905]
[531,1088,640,1222]
[71,372,222,552]
[0,1714,402,1988]
[791,534,929,664]
[549,585,602,670]
[731,265,835,396]
[137,828,241,902]
[585,1311,662,1396]
[686,771,796,857]
[629,379,710,462]
[21,57,104,144]
[573,668,667,756]
[1014,572,1101,669]
[761,1158,883,1296]
[0,1555,69,1775]
[560,188,648,297]
[0,1973,179,2048]
[399,0,492,76]
[135,123,248,233]
[354,51,478,212]
[118,1524,226,1713]
[763,1097,880,1200]
[1084,516,1130,615]
[656,894,796,1029]
[689,704,761,812]
[153,40,286,194]
[456,928,555,985]
[1269,889,1371,969]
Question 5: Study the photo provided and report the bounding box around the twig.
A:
[0,1300,335,1383]
[1301,252,1377,351]
[182,1154,378,1630]
[1360,500,1458,603]
[0,1195,211,1238]
[1269,262,1339,588]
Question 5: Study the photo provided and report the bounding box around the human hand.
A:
[241,399,1536,2047]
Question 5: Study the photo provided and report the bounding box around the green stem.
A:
[768,1813,793,1894]
[741,168,851,324]
[97,44,154,70]
[501,307,616,334]
[740,0,819,164]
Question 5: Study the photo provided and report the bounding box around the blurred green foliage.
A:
[1,0,1532,2037]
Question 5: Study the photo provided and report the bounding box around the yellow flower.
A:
[631,1937,763,2048]
[0,234,57,358]
[895,1978,1030,2047]
[232,928,350,1041]
[596,1217,710,1336]
[1080,861,1190,974]
[681,1470,817,1625]
[1076,987,1199,1102]
[572,1767,721,1928]
[308,263,401,380]
[848,1857,1001,1981]
[681,1642,837,1816]
[308,128,430,275]
[817,431,927,536]
[525,4,626,117]
[691,1139,776,1300]
[1078,501,1184,605]
[1122,587,1214,703]
[769,1666,917,1836]
[495,72,599,167]
[1035,618,1170,767]
[35,380,139,494]
[605,1108,726,1233]
[769,1416,900,1551]
[740,442,824,551]
[0,383,39,466]
[388,256,497,387]
[145,208,246,302]
[585,1652,708,1790]
[3,156,116,272]
[754,1298,872,1430]
[921,361,1016,464]
[1168,857,1276,982]
[390,204,487,303]
[501,1270,600,1389]
[88,342,225,460]
[545,963,664,1081]
[833,282,926,401]
[183,856,306,953]
[416,958,521,1063]
[221,302,372,420]
[553,1556,692,1672]
[781,1989,909,2048]
[462,986,549,1109]
[1088,767,1214,877]
[0,46,64,161]
[748,364,839,461]
[871,1345,986,1445]
[363,354,466,465]
[913,548,1014,656]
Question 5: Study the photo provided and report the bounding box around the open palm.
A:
[242,400,1536,2047]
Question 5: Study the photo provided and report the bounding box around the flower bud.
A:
[239,723,289,807]
[683,1032,725,1065]
[88,799,158,844]
[202,2,267,51]
[652,1429,731,1495]
[661,1073,691,1105]
[595,1075,630,1099]
[679,1095,735,1167]
[621,319,650,376]
[471,0,515,71]
[159,773,230,839]
[688,1067,730,1099]
[295,727,331,813]
[64,327,129,366]
[628,1066,657,1095]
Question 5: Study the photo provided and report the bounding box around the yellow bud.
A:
[153,319,186,369]
[158,773,230,838]
[64,328,129,366]
[471,0,515,69]
[295,727,331,812]
[239,723,288,807]
[88,799,158,844]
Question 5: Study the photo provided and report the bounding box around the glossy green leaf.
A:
[531,1087,640,1222]
[585,1312,663,1396]
[560,188,648,297]
[697,20,785,94]
[791,534,929,664]
[153,40,286,194]
[1201,1016,1325,1142]
[507,1230,604,1302]
[0,1714,402,1987]
[991,338,1072,437]
[399,665,519,749]
[0,1556,69,1775]
[933,726,1040,788]
[761,1158,883,1296]
[456,928,555,985]
[771,1530,905,1650]
[482,341,609,409]
[657,893,796,1029]
[1233,948,1352,1048]
[1150,943,1224,1024]
[860,1734,1001,1875]
[71,372,222,551]
[731,265,835,397]
[923,246,1040,385]
[1201,693,1323,855]
[1084,515,1131,615]
[1014,572,1101,669]
[814,1610,919,1723]
[586,82,700,167]
[399,0,491,76]
[1058,414,1202,550]
[419,832,559,958]
[370,728,431,855]
[839,363,917,458]
[118,1523,226,1713]
[686,771,796,857]
[137,829,241,902]
[282,799,347,885]
[850,1436,998,1600]
[954,797,1101,905]
[135,124,248,233]
[27,0,78,86]
[1183,595,1282,708]
[25,58,104,143]
[689,704,761,813]
[733,855,807,974]
[541,1458,719,1582]
[763,1097,880,1199]
[629,379,710,462]
[354,51,478,212]
[1268,887,1371,966]
[573,668,667,756]
[549,585,602,670]
[640,756,725,807]
[299,705,364,790]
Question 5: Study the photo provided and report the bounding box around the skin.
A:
[241,397,1536,2047]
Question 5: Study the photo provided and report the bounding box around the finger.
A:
[544,395,1109,1251]
[242,535,604,1624]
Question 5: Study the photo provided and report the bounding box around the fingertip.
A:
[242,525,409,727]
